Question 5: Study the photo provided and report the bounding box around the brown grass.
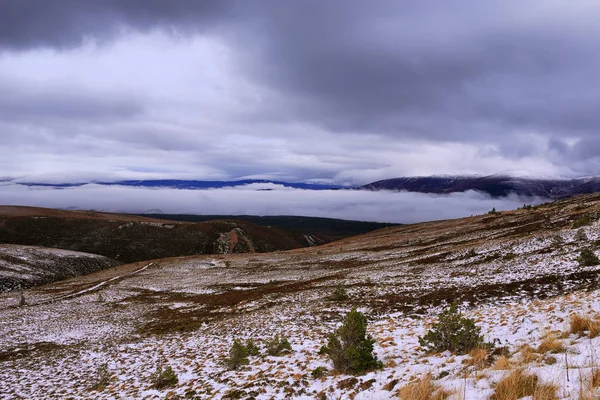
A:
[464,347,489,370]
[579,368,600,399]
[537,335,565,354]
[591,369,600,388]
[490,368,558,400]
[398,373,451,400]
[489,369,538,400]
[518,344,541,364]
[569,314,600,338]
[533,383,559,400]
[493,356,512,370]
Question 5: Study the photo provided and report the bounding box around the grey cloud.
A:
[0,0,233,50]
[547,137,570,156]
[571,138,600,161]
[0,80,142,121]
[260,6,597,138]
[2,1,600,181]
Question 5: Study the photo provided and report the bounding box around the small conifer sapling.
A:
[321,307,383,374]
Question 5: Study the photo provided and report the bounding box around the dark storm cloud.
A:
[236,2,600,143]
[0,0,233,50]
[2,0,599,143]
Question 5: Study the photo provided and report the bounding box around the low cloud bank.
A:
[0,183,546,224]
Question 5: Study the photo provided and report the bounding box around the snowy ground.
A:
[2,195,600,399]
[3,287,600,399]
[0,244,121,292]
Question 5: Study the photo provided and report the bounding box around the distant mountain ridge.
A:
[361,175,600,199]
[12,179,344,190]
[9,175,600,199]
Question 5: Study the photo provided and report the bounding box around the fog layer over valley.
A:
[0,182,544,223]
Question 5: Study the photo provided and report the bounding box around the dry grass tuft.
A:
[569,314,600,338]
[591,368,600,388]
[537,335,565,354]
[579,367,600,398]
[533,383,559,400]
[493,355,512,370]
[398,373,451,400]
[464,347,489,370]
[570,314,589,335]
[489,369,538,400]
[518,344,541,364]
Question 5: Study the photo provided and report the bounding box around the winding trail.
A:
[37,262,154,305]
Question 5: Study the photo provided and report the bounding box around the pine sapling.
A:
[321,307,383,374]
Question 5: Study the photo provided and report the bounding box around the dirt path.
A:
[36,262,154,305]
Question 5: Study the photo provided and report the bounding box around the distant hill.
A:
[139,214,396,243]
[15,179,344,190]
[361,174,600,199]
[14,176,600,200]
[0,206,310,263]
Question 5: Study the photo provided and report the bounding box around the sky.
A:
[0,1,599,222]
[2,0,600,186]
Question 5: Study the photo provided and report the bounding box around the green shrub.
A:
[488,207,499,215]
[150,365,178,389]
[311,366,328,379]
[477,253,501,264]
[551,234,564,246]
[266,335,292,356]
[577,248,600,266]
[89,363,111,391]
[576,228,589,242]
[573,215,592,229]
[418,303,491,355]
[321,307,383,374]
[330,286,349,301]
[245,338,260,356]
[224,339,249,370]
[465,248,478,258]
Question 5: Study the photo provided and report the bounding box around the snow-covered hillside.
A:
[0,244,121,292]
[3,193,600,399]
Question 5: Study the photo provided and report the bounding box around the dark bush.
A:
[330,286,349,301]
[311,366,328,379]
[150,365,178,389]
[418,303,492,355]
[245,338,260,356]
[266,335,292,356]
[321,307,383,374]
[224,339,249,370]
[502,253,517,261]
[465,248,478,258]
[573,215,592,229]
[576,228,589,242]
[89,363,111,391]
[578,248,600,266]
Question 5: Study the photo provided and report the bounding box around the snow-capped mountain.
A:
[361,174,600,199]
